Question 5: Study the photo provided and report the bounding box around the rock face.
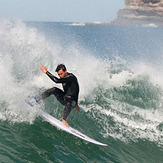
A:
[111,0,163,26]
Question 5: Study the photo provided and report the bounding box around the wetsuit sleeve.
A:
[46,71,74,83]
[46,71,59,83]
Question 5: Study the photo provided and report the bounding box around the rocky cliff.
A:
[111,0,163,26]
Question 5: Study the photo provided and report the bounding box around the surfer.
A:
[36,64,80,127]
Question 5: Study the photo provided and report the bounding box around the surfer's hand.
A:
[40,64,47,73]
[62,119,69,127]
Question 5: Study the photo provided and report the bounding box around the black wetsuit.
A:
[39,71,79,120]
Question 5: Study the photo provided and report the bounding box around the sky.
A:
[0,0,125,23]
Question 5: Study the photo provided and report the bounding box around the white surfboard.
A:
[25,98,107,146]
[39,110,107,146]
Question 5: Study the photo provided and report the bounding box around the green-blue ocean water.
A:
[0,21,163,163]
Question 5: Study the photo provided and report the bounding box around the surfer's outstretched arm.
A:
[40,64,58,82]
[40,64,68,83]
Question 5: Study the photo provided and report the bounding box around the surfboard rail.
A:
[39,110,107,146]
[25,98,107,146]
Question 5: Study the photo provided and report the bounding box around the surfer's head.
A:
[56,64,67,78]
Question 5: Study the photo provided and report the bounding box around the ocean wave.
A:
[0,20,163,147]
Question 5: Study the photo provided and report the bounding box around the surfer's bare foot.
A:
[75,104,80,112]
[62,119,69,127]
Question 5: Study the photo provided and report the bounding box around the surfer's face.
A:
[57,69,67,78]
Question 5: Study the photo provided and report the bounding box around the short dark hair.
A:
[55,64,67,72]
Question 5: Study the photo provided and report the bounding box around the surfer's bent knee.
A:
[39,87,58,99]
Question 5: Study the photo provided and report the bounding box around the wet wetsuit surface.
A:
[46,71,79,102]
[39,71,79,120]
